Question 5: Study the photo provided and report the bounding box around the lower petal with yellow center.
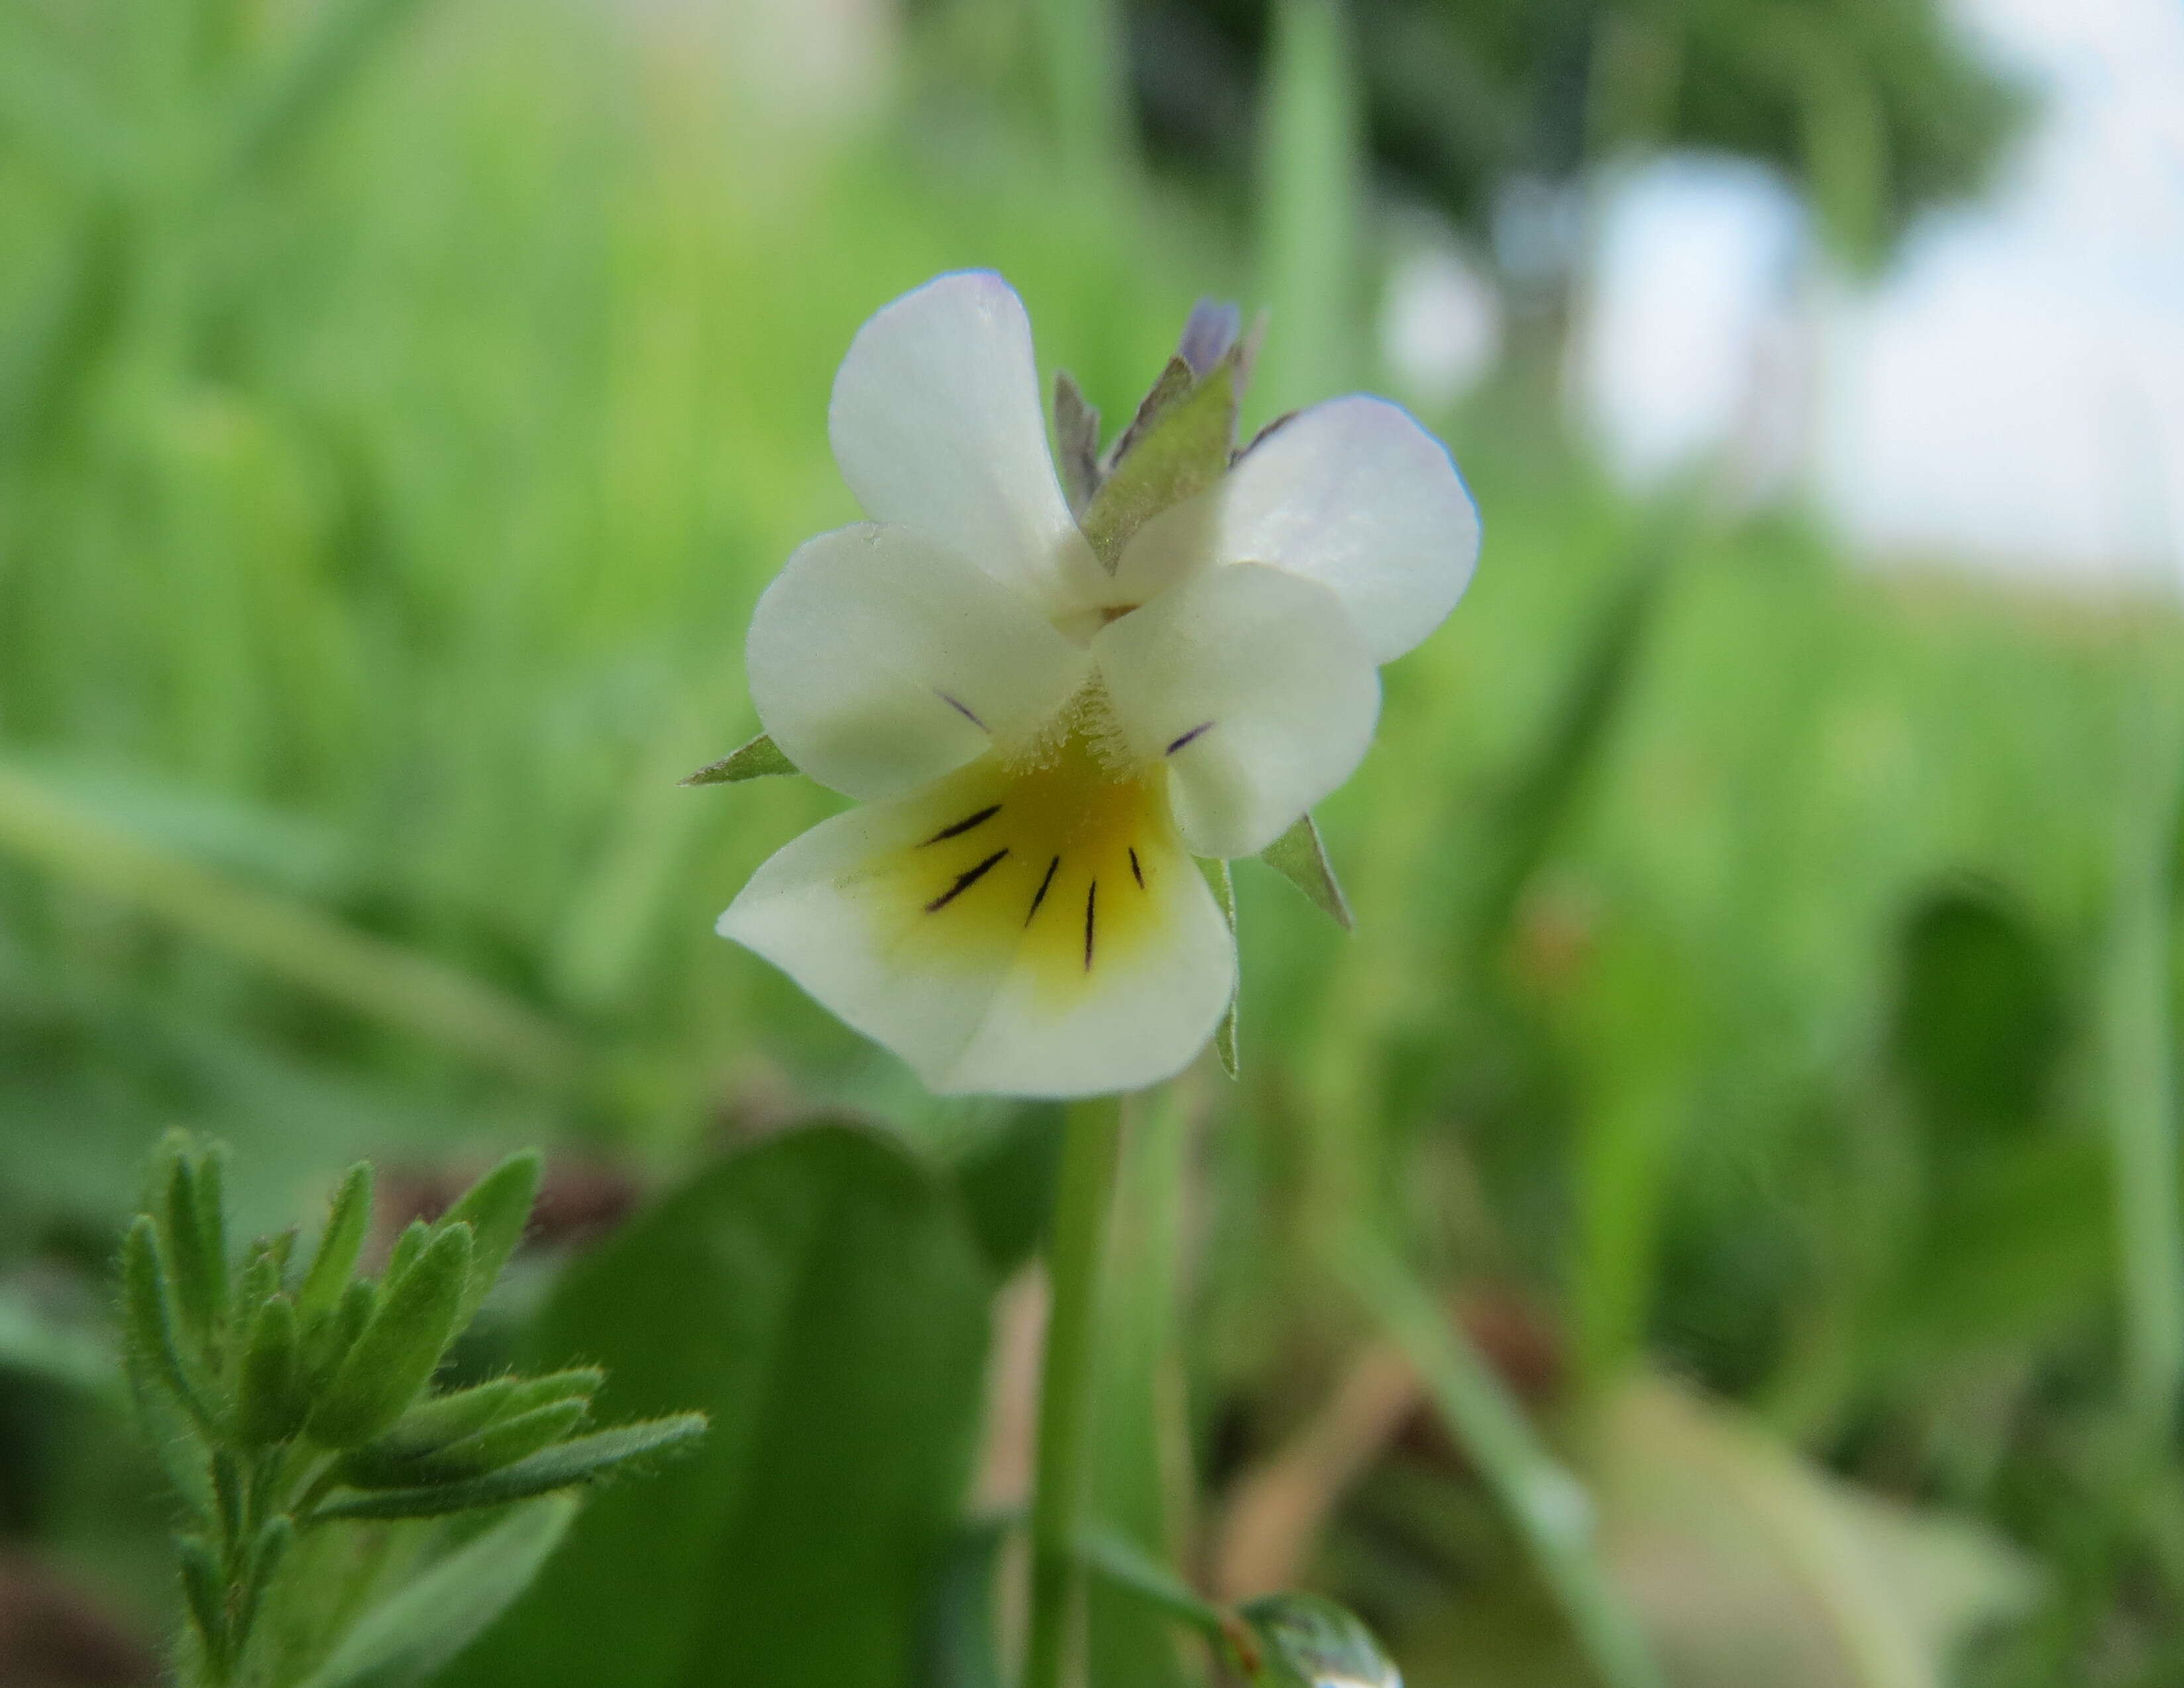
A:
[719,713,1236,1097]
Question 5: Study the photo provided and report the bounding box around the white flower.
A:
[718,272,1479,1097]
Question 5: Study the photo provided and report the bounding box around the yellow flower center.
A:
[857,685,1179,998]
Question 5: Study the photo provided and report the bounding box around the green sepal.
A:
[307,1222,473,1448]
[1259,812,1353,930]
[1231,1592,1400,1688]
[304,1277,377,1395]
[681,732,797,786]
[298,1161,373,1323]
[178,1533,231,1671]
[1197,857,1240,1079]
[311,1412,708,1520]
[1079,352,1240,569]
[1054,370,1103,516]
[236,1293,305,1445]
[435,1149,541,1327]
[121,1217,220,1435]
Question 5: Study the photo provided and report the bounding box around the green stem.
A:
[1337,1230,1668,1688]
[1024,1092,1127,1688]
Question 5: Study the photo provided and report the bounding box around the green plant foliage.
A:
[116,1134,704,1687]
[449,1125,993,1688]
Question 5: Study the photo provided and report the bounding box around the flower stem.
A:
[1024,1092,1127,1688]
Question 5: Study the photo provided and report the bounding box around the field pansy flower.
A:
[715,272,1478,1097]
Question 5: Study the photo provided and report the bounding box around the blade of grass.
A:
[2103,684,2184,1444]
[1254,0,1366,418]
[1030,0,1128,182]
[1335,1230,1668,1688]
[0,755,573,1083]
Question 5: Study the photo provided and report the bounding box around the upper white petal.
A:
[1091,562,1380,859]
[828,271,1099,611]
[1113,395,1479,663]
[746,523,1092,800]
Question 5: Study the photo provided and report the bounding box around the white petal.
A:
[1115,395,1478,663]
[719,762,1234,1098]
[747,523,1091,800]
[1092,562,1379,859]
[829,271,1099,609]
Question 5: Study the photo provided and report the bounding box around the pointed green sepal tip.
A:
[237,1293,307,1445]
[307,1222,474,1448]
[681,732,797,786]
[1079,349,1242,570]
[298,1161,373,1322]
[1260,812,1353,930]
[309,1412,710,1521]
[1232,1592,1401,1688]
[1197,856,1240,1078]
[436,1149,541,1326]
[1054,370,1103,517]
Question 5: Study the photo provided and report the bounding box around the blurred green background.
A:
[1,0,2180,1683]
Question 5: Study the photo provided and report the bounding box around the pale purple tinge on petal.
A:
[1114,394,1479,665]
[1092,562,1380,860]
[718,776,1236,1098]
[828,270,1100,615]
[745,523,1091,802]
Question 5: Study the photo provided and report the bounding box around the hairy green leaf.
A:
[237,1293,305,1445]
[436,1150,541,1326]
[313,1414,708,1520]
[309,1223,472,1447]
